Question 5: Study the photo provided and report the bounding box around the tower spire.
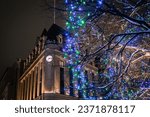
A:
[54,0,56,24]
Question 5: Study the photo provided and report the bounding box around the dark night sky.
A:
[0,0,63,77]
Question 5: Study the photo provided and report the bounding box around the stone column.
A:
[37,63,41,97]
[31,70,35,100]
[33,68,37,99]
[26,76,29,100]
[28,73,31,100]
[29,71,33,100]
[22,80,25,100]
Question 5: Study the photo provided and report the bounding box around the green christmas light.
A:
[76,50,80,54]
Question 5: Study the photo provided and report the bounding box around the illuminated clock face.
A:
[46,55,53,62]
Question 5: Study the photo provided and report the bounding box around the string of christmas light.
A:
[63,0,103,99]
[93,42,150,100]
[63,0,150,100]
[96,5,150,99]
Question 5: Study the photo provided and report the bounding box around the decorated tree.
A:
[45,0,150,99]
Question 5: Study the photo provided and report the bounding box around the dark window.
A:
[35,68,38,97]
[23,80,25,100]
[60,67,64,94]
[39,68,42,95]
[28,76,31,100]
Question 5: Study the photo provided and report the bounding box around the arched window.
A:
[59,61,64,67]
[57,34,63,44]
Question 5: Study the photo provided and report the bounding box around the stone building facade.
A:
[16,24,98,100]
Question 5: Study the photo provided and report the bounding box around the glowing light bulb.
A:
[145,52,150,57]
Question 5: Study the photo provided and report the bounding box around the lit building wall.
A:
[16,24,99,100]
